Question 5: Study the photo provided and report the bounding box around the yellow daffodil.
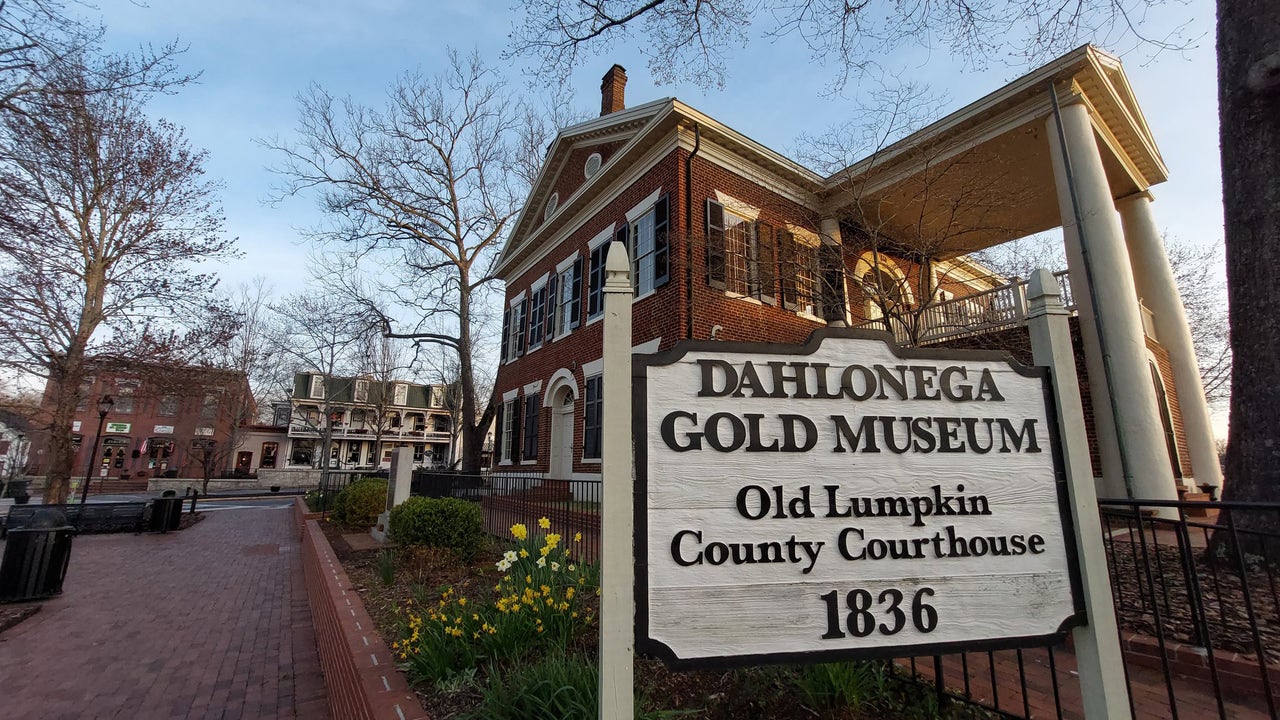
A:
[538,517,551,530]
[511,523,528,540]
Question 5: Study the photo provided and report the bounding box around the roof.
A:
[499,44,1167,274]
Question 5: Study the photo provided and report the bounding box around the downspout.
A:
[684,123,701,340]
[1049,82,1134,497]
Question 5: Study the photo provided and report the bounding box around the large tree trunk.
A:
[44,335,94,505]
[1218,0,1280,555]
[457,269,481,473]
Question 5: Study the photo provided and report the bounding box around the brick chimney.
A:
[600,64,627,116]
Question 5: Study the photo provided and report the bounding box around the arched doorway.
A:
[549,385,575,479]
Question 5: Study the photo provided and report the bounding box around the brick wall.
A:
[550,140,627,207]
[294,498,428,720]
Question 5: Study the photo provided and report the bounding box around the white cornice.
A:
[499,132,681,282]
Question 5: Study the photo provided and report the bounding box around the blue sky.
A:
[89,0,1222,298]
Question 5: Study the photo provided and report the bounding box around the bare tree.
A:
[351,325,414,470]
[508,0,1280,522]
[972,235,1231,404]
[181,278,278,492]
[795,82,1019,345]
[265,50,526,473]
[0,1,193,115]
[0,62,233,504]
[263,291,366,482]
[508,0,1189,91]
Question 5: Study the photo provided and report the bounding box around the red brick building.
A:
[30,359,253,487]
[491,49,1221,501]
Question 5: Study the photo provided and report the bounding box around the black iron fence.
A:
[878,497,1280,720]
[313,471,1278,719]
[409,471,602,565]
[1097,497,1280,719]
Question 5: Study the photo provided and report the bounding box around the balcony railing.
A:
[858,270,1076,346]
[287,425,452,442]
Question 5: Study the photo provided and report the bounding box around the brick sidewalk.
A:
[0,505,328,720]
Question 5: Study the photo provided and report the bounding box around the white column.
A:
[819,217,851,326]
[1119,192,1223,492]
[599,241,635,720]
[1026,269,1131,719]
[1047,97,1178,502]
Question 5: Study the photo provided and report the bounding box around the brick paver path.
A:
[0,505,328,719]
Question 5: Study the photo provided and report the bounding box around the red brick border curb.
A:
[294,498,430,720]
[1121,632,1280,701]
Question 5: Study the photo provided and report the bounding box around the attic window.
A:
[545,193,559,221]
[584,152,602,179]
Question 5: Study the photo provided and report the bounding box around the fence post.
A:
[1025,268,1131,718]
[600,240,635,720]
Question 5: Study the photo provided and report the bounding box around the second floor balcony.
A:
[857,271,1159,348]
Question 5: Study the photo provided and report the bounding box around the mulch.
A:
[1107,536,1280,665]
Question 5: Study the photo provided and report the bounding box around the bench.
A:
[2,501,149,536]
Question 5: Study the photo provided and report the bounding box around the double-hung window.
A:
[587,235,609,321]
[521,394,540,461]
[628,195,669,296]
[779,229,820,314]
[528,280,548,351]
[500,400,518,463]
[554,255,583,337]
[583,375,603,460]
[706,198,766,299]
[506,296,527,361]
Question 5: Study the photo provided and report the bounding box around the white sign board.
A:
[634,330,1082,667]
[104,422,131,434]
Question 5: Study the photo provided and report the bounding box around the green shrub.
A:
[389,496,484,559]
[331,477,387,529]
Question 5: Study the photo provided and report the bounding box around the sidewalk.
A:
[0,505,328,719]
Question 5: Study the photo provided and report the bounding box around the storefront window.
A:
[260,442,278,469]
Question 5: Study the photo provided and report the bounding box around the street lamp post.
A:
[79,395,114,505]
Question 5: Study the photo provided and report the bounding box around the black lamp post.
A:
[79,395,114,505]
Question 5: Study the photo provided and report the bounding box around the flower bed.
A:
[328,517,989,720]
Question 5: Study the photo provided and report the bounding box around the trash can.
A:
[0,509,75,603]
[147,495,184,533]
[2,479,30,504]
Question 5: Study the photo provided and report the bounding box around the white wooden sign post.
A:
[1025,269,1130,717]
[600,241,635,720]
[633,327,1085,665]
[599,246,1126,716]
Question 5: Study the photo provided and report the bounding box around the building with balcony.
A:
[282,373,454,471]
[490,46,1221,503]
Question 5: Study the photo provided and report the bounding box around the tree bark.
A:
[457,265,480,473]
[1218,0,1280,553]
